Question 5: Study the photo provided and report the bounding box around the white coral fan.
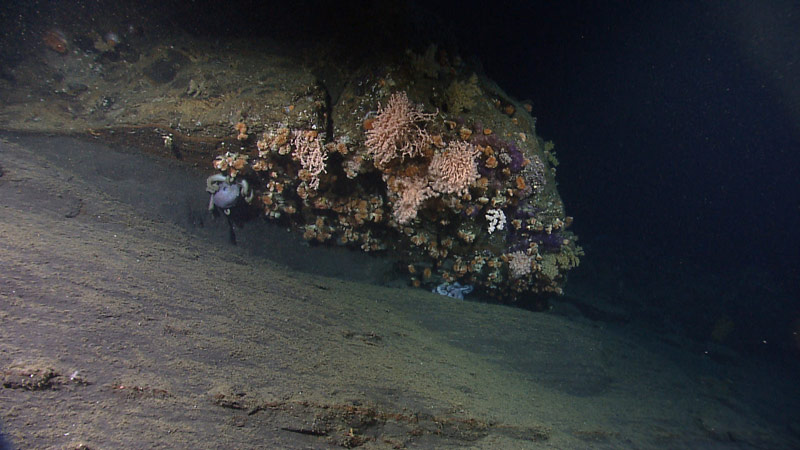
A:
[485,208,506,234]
[508,251,532,278]
[428,141,480,196]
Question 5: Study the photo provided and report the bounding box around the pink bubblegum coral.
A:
[508,251,532,278]
[292,130,327,190]
[387,175,436,225]
[365,91,435,168]
[427,141,480,196]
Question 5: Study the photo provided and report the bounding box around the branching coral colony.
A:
[210,47,582,302]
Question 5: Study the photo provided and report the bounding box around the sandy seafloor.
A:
[1,133,798,449]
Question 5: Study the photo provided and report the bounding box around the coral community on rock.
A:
[209,46,582,302]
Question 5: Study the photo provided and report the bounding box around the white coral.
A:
[485,208,506,234]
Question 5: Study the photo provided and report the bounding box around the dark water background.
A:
[448,1,800,285]
[2,0,798,359]
[441,0,800,362]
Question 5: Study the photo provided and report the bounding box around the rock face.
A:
[210,45,583,302]
[0,22,581,303]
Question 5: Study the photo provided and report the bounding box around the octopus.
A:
[206,174,253,215]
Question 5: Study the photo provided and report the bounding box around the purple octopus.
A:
[206,174,253,215]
